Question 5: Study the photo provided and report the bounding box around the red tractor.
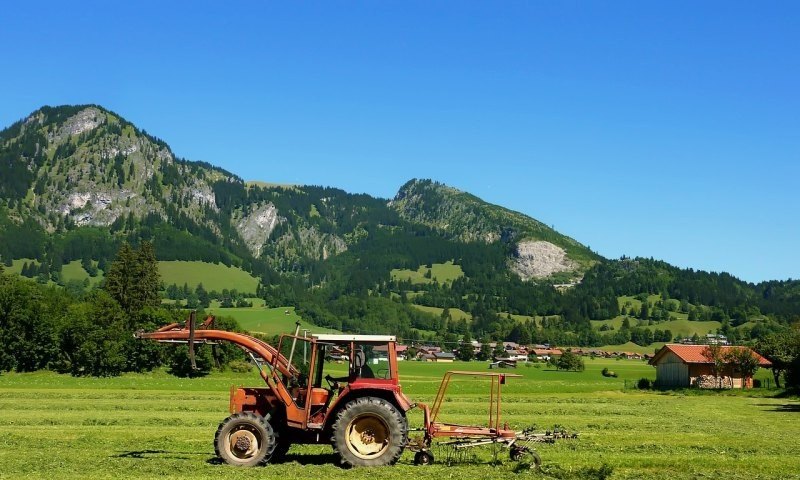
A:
[137,315,571,467]
[138,316,412,467]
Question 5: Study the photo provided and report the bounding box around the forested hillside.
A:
[1,104,798,355]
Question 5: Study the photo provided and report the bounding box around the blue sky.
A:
[2,1,798,283]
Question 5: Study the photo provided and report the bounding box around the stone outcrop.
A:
[235,203,280,256]
[510,240,575,280]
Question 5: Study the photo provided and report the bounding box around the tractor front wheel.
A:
[214,412,276,467]
[331,397,407,467]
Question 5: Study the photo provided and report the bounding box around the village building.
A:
[505,349,529,362]
[531,348,562,361]
[374,343,408,361]
[649,344,771,389]
[433,352,456,363]
[415,346,441,360]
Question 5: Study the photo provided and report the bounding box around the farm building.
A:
[649,344,771,389]
[531,348,562,361]
[433,352,455,363]
[420,351,456,362]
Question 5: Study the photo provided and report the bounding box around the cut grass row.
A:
[0,359,795,480]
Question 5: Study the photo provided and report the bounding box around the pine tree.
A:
[104,242,160,317]
[195,283,210,308]
[134,241,161,311]
[105,242,137,314]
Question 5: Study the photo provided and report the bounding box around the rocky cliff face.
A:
[390,179,598,279]
[510,240,576,280]
[235,203,280,256]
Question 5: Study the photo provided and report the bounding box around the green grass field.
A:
[591,316,722,338]
[591,342,665,355]
[9,258,105,286]
[158,261,260,293]
[1,358,796,479]
[391,261,465,285]
[410,304,472,322]
[216,306,340,335]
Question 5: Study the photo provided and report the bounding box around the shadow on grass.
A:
[277,452,343,466]
[206,453,343,467]
[116,450,344,467]
[755,402,800,413]
[115,450,208,460]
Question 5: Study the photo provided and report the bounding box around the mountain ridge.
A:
[0,104,593,281]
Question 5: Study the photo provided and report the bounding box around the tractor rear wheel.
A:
[331,397,407,467]
[214,412,276,467]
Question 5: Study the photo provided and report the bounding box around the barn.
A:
[649,344,771,389]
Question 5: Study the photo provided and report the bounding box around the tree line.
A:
[0,242,244,377]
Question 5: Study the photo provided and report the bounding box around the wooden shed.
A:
[649,344,771,388]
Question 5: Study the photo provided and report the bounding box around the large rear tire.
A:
[214,412,276,467]
[331,397,407,467]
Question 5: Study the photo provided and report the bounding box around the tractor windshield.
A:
[353,342,392,380]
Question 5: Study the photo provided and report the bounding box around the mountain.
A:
[1,104,797,345]
[391,179,599,279]
[0,104,594,281]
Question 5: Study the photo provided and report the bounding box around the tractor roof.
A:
[313,334,396,343]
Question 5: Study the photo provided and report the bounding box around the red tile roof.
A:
[650,344,771,366]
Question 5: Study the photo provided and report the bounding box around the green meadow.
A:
[391,261,465,285]
[1,358,796,480]
[211,306,340,336]
[158,261,260,293]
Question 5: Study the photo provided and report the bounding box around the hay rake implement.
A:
[409,371,577,467]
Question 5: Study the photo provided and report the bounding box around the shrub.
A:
[637,378,652,390]
[168,345,213,378]
[601,367,618,378]
[228,359,253,373]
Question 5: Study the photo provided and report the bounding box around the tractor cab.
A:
[273,334,409,430]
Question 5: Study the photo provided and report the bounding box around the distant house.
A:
[649,344,771,389]
[433,352,456,363]
[489,359,517,369]
[416,346,442,360]
[374,344,408,361]
[532,348,562,361]
[705,334,729,345]
[506,350,529,362]
[396,344,408,361]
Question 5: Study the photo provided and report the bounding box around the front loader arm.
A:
[135,317,296,379]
